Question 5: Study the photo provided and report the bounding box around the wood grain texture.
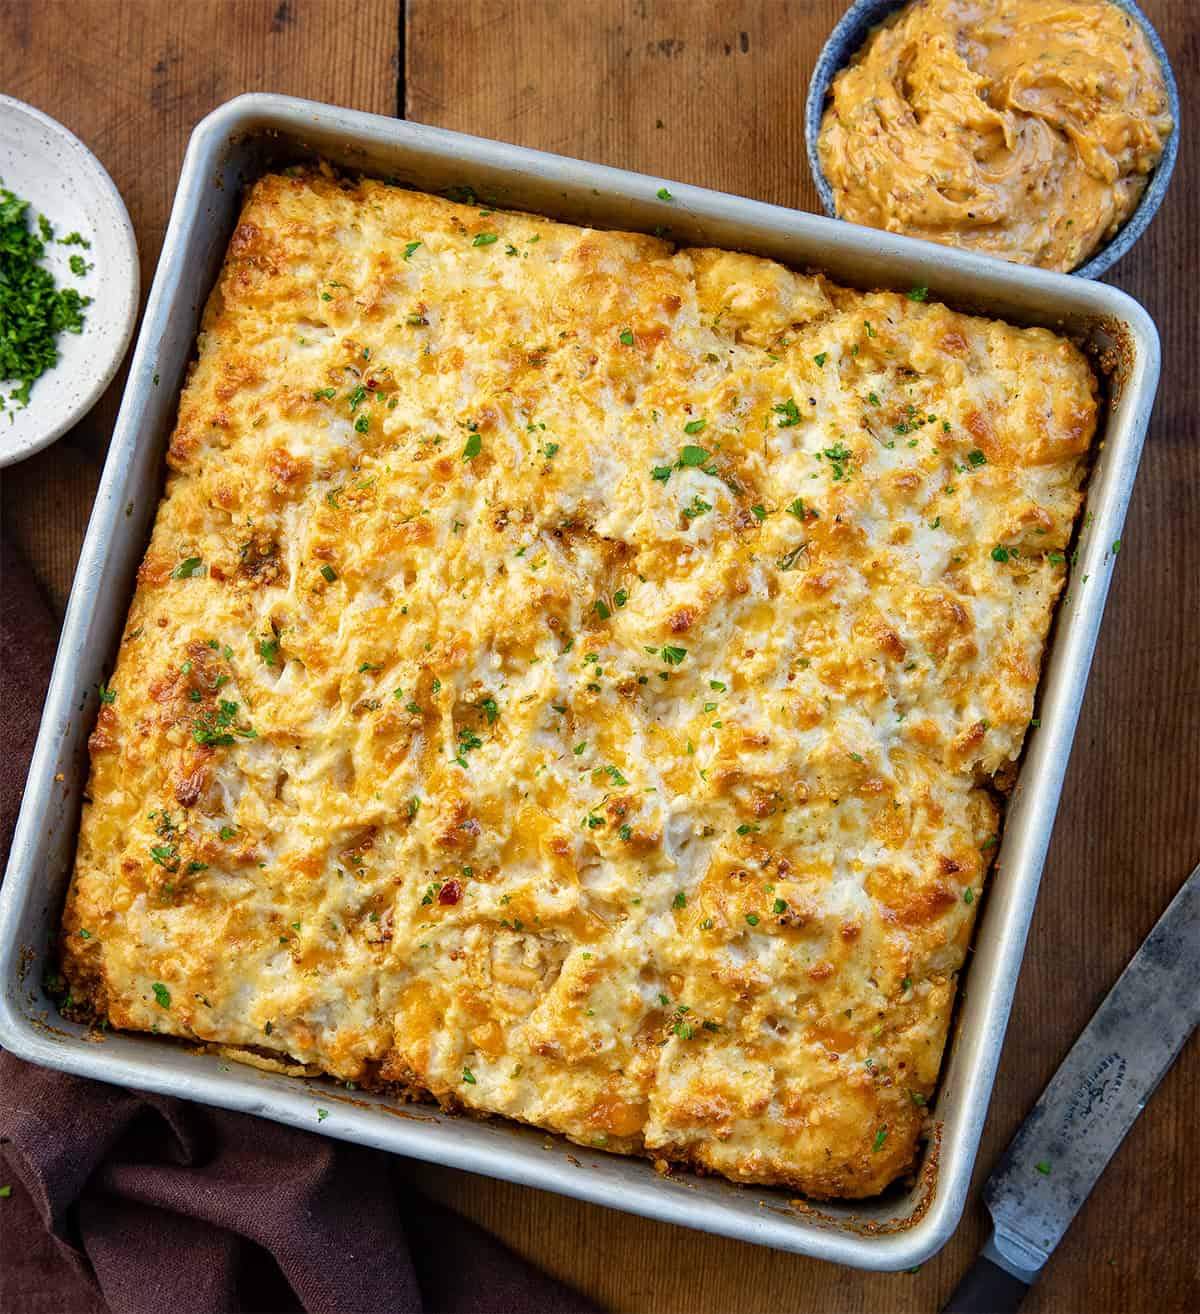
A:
[404,2,1200,1311]
[2,1,1197,1309]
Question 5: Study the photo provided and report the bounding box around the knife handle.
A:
[941,1255,1030,1314]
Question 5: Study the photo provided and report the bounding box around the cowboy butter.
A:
[818,0,1172,271]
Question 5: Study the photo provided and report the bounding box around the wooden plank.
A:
[407,0,845,213]
[0,0,400,604]
[404,3,1200,1311]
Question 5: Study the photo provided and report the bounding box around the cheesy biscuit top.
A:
[62,170,1096,1198]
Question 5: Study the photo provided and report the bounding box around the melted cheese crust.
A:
[61,171,1097,1198]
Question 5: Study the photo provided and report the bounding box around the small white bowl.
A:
[0,95,138,468]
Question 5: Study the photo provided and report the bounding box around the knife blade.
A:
[943,861,1200,1314]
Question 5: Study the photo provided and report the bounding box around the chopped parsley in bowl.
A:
[0,187,93,411]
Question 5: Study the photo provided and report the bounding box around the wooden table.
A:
[3,2,1197,1309]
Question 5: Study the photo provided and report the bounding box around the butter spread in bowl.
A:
[814,0,1174,272]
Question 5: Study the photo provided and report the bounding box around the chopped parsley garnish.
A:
[479,695,499,724]
[219,825,237,840]
[745,913,759,927]
[192,700,256,747]
[605,765,628,786]
[317,1108,329,1122]
[963,888,975,905]
[683,418,707,436]
[773,398,802,427]
[967,449,987,467]
[0,188,91,408]
[777,544,807,572]
[462,1067,477,1083]
[864,321,876,337]
[651,465,673,482]
[872,1126,888,1151]
[678,447,710,471]
[907,286,929,302]
[403,241,421,259]
[772,898,787,914]
[172,557,204,579]
[867,392,880,406]
[751,504,766,521]
[661,645,687,665]
[98,682,117,704]
[149,844,179,870]
[594,598,611,620]
[462,431,481,460]
[320,564,338,582]
[354,413,370,434]
[152,982,171,1009]
[1035,1160,1052,1176]
[673,892,687,909]
[682,495,711,521]
[619,329,635,346]
[259,637,279,666]
[656,186,673,201]
[991,545,1011,563]
[813,352,827,367]
[822,442,853,481]
[472,233,498,246]
[709,680,726,692]
[1111,538,1122,555]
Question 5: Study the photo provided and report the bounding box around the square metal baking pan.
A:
[0,93,1160,1271]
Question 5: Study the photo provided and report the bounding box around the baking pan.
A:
[0,93,1160,1271]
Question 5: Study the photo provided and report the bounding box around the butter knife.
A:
[943,861,1200,1313]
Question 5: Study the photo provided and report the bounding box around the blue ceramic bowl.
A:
[803,0,1179,279]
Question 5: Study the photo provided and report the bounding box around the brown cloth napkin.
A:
[0,535,594,1314]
